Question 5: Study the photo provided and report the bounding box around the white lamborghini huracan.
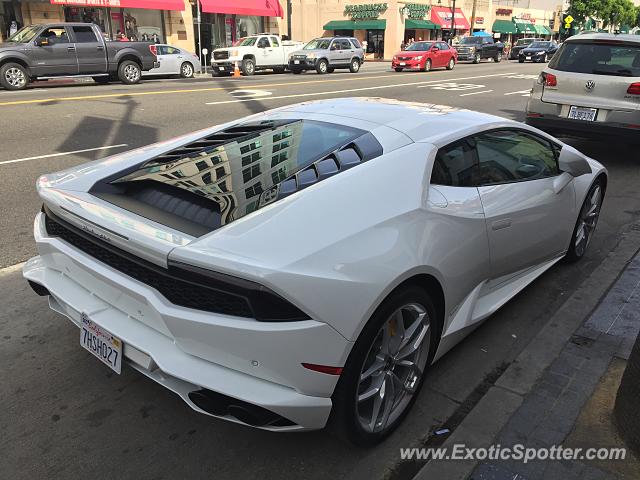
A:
[24,98,606,445]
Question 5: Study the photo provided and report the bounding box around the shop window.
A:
[117,9,163,42]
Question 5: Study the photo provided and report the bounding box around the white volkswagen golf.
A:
[24,99,606,445]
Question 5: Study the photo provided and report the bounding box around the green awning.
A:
[533,24,551,35]
[513,19,535,33]
[492,19,517,34]
[405,19,440,30]
[323,19,386,30]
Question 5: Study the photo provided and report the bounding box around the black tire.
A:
[273,66,286,74]
[446,57,455,70]
[565,177,605,263]
[316,59,329,74]
[180,62,194,78]
[473,53,481,64]
[518,58,525,63]
[291,68,302,74]
[118,60,141,84]
[327,67,335,73]
[394,67,403,72]
[241,58,255,76]
[494,51,502,63]
[92,76,110,84]
[349,58,360,73]
[329,284,440,446]
[0,62,29,90]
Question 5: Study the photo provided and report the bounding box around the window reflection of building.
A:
[115,121,303,226]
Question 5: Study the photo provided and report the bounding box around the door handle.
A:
[67,46,76,51]
[97,45,104,50]
[492,219,512,231]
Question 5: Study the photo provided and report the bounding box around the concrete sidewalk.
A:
[413,225,640,480]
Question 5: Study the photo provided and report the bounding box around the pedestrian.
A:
[400,40,406,50]
[362,39,368,53]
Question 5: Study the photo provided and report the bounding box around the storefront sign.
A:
[475,16,484,24]
[344,3,388,20]
[402,3,431,20]
[520,13,531,20]
[51,0,122,6]
[495,8,513,16]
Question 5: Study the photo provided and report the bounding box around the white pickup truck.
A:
[211,34,304,76]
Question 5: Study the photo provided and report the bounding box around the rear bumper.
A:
[23,212,350,431]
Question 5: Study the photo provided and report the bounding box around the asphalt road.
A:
[2,60,640,480]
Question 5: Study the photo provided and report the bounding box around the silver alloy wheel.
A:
[574,184,603,257]
[448,58,454,69]
[425,59,431,71]
[5,67,26,89]
[182,63,193,77]
[245,61,254,74]
[356,303,431,433]
[124,64,140,82]
[318,61,328,73]
[351,59,359,71]
[496,52,502,62]
[475,53,481,63]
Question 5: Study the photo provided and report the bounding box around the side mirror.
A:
[36,38,49,47]
[558,145,592,177]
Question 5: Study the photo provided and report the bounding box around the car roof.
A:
[273,98,513,142]
[566,33,640,43]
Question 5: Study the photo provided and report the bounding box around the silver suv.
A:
[526,33,640,142]
[288,37,364,74]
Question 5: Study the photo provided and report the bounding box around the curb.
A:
[413,226,640,480]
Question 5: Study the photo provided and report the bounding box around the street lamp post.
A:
[450,0,456,38]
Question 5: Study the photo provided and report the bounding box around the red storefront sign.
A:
[430,6,471,30]
[50,0,185,10]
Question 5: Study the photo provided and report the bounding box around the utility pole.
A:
[196,0,203,69]
[470,0,478,32]
[287,0,292,40]
[450,0,456,42]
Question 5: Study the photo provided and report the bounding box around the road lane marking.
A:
[205,73,516,105]
[459,90,494,96]
[420,83,485,91]
[504,89,532,96]
[230,89,273,98]
[0,70,516,107]
[0,144,128,166]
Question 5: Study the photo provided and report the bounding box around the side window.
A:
[165,46,180,54]
[39,27,69,45]
[330,40,340,51]
[473,129,560,185]
[257,37,271,48]
[72,26,99,43]
[350,38,361,49]
[431,141,477,187]
[440,42,449,50]
[340,39,352,50]
[270,36,280,47]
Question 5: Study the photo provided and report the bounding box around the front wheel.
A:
[0,62,29,90]
[329,285,439,446]
[273,66,286,74]
[394,67,403,72]
[565,178,605,262]
[349,58,360,73]
[494,52,502,63]
[118,60,141,84]
[446,58,455,70]
[316,59,329,74]
[241,58,255,76]
[518,58,525,63]
[180,62,194,78]
[473,53,481,64]
[422,59,432,72]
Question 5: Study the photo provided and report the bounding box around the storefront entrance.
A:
[63,6,166,42]
[366,29,385,58]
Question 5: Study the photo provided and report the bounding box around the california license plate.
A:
[80,313,122,374]
[218,66,224,71]
[294,60,300,64]
[568,106,597,122]
[526,56,531,60]
[399,62,406,66]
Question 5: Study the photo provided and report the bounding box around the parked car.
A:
[392,41,456,72]
[509,37,544,60]
[454,36,504,63]
[526,33,640,142]
[211,34,303,76]
[25,97,606,446]
[519,41,559,63]
[0,22,158,90]
[288,37,365,74]
[143,44,200,78]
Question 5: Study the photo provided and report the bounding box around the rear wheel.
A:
[316,59,329,74]
[394,67,403,72]
[565,178,605,262]
[118,60,141,84]
[329,285,439,446]
[349,58,360,73]
[0,62,29,90]
[446,58,455,70]
[494,51,502,63]
[473,53,481,64]
[241,58,255,76]
[180,62,194,78]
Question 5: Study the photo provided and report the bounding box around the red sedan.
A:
[392,41,457,72]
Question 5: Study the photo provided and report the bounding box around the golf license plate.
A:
[568,106,597,122]
[80,313,122,374]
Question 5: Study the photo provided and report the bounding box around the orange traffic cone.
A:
[233,61,241,78]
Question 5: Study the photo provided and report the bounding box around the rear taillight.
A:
[543,72,557,87]
[627,82,640,95]
[148,45,157,56]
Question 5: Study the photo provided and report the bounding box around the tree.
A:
[598,0,637,30]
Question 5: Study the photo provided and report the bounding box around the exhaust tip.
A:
[28,280,50,297]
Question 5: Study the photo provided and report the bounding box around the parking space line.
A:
[459,90,494,97]
[504,89,532,96]
[0,144,128,166]
[205,73,516,105]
